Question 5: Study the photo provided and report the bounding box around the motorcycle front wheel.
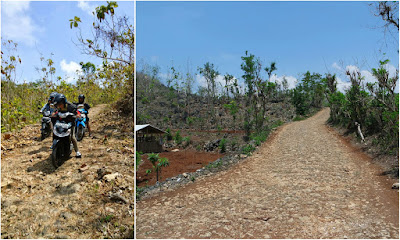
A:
[51,141,65,168]
[41,123,47,141]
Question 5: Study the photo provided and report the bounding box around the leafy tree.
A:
[198,62,219,101]
[223,73,234,99]
[241,51,257,139]
[291,71,325,116]
[198,62,220,126]
[325,60,399,153]
[147,153,169,183]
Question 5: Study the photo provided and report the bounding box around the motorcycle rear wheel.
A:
[76,125,85,141]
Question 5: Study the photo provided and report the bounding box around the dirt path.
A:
[136,108,398,239]
[1,104,134,239]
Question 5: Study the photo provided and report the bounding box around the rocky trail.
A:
[1,104,134,239]
[136,108,398,239]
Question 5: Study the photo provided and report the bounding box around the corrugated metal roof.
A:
[135,124,150,132]
[135,124,166,134]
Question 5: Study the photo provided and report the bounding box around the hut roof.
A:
[135,124,166,134]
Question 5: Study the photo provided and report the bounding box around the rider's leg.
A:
[71,126,81,157]
[87,116,91,136]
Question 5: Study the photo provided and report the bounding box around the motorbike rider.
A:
[40,92,58,114]
[74,94,91,136]
[52,94,82,158]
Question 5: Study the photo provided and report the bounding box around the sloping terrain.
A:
[137,108,398,239]
[1,104,134,239]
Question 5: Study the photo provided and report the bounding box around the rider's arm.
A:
[40,103,47,113]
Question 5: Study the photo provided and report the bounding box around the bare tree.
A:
[371,1,399,31]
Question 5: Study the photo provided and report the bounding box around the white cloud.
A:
[332,62,342,71]
[345,65,360,75]
[2,1,41,46]
[382,64,398,93]
[196,74,225,88]
[360,70,377,85]
[384,63,398,79]
[150,56,159,63]
[195,74,244,94]
[77,1,96,15]
[60,60,82,83]
[336,77,351,93]
[351,63,398,88]
[270,74,297,90]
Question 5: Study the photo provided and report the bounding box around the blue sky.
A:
[137,1,399,93]
[1,0,134,84]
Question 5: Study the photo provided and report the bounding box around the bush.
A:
[242,144,255,156]
[250,130,269,146]
[182,136,191,148]
[141,96,149,104]
[165,128,172,141]
[186,117,194,125]
[219,138,227,153]
[174,130,182,145]
[135,151,142,170]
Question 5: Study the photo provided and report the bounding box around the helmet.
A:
[50,92,58,98]
[49,92,58,102]
[53,94,67,106]
[78,94,85,100]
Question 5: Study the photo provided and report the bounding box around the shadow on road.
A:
[28,146,49,155]
[26,155,75,175]
[27,156,55,174]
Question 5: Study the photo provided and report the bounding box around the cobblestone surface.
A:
[136,109,399,239]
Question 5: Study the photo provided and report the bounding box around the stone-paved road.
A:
[136,108,398,239]
[1,104,134,239]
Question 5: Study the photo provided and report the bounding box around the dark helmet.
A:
[49,92,58,102]
[53,94,67,106]
[78,94,85,100]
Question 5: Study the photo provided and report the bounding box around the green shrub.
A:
[147,153,169,182]
[230,138,238,151]
[293,115,305,121]
[165,128,172,141]
[219,138,227,153]
[135,151,142,170]
[182,136,191,148]
[242,144,256,156]
[186,117,194,125]
[174,130,182,145]
[250,130,269,146]
[141,96,149,104]
[206,160,222,169]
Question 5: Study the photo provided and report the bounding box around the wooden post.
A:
[355,122,365,142]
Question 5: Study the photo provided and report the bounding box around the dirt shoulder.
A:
[1,104,134,239]
[136,108,398,239]
[325,123,399,179]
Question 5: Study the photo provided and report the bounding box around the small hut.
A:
[135,124,166,153]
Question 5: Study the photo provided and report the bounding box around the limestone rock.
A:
[103,172,120,182]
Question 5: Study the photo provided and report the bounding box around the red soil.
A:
[136,149,224,187]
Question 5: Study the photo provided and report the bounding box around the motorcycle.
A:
[40,110,52,140]
[51,112,74,168]
[75,104,87,141]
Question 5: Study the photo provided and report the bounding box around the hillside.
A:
[136,71,302,197]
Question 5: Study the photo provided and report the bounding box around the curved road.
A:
[136,108,398,239]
